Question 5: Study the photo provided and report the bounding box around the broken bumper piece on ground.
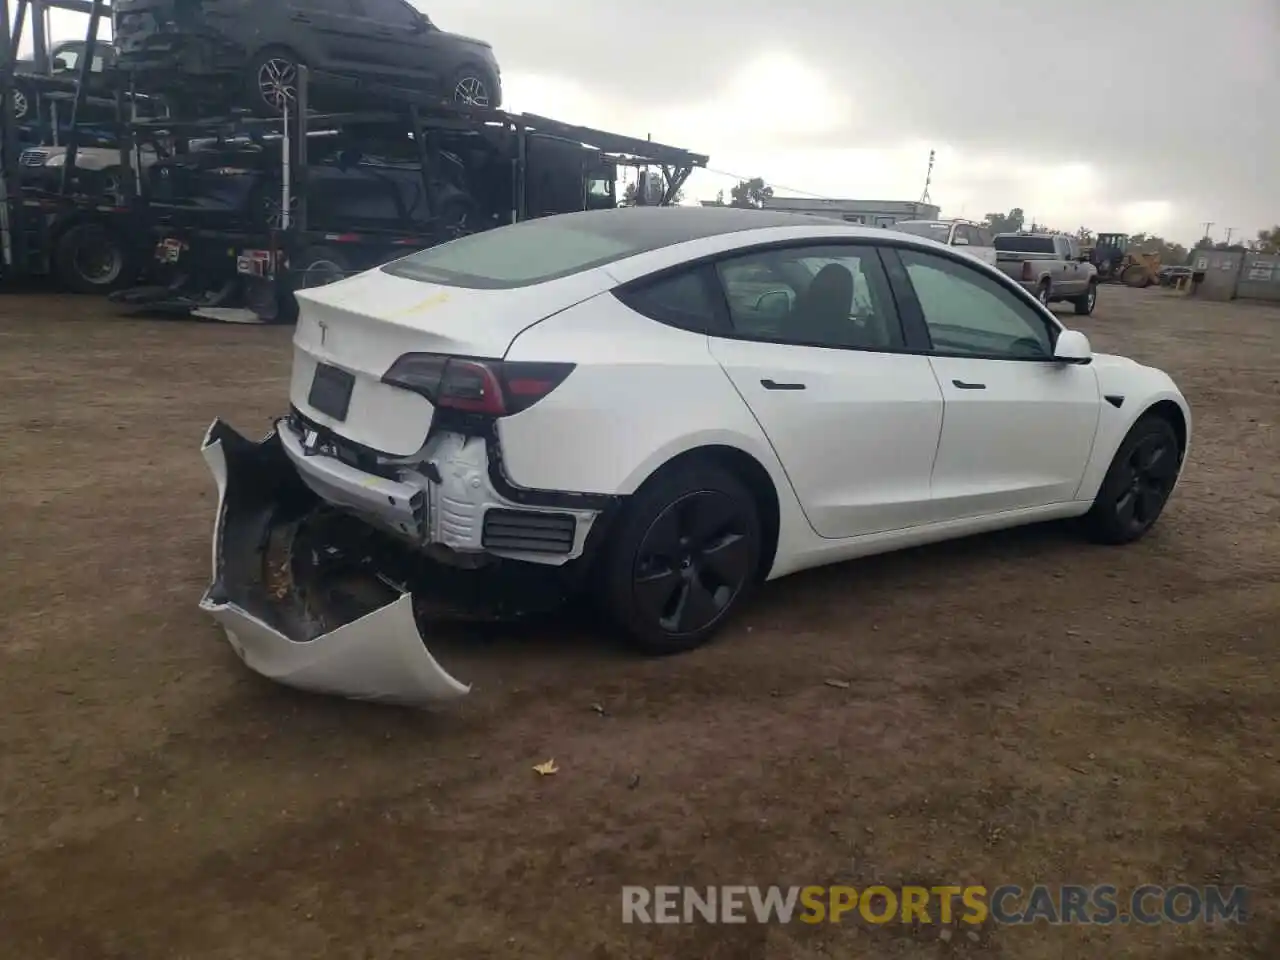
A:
[198,418,471,706]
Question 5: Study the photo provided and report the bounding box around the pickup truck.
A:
[894,218,998,268]
[994,233,1098,315]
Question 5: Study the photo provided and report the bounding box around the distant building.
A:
[758,197,942,227]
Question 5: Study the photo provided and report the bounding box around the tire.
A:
[1082,415,1182,545]
[248,179,296,230]
[53,222,132,294]
[1037,280,1052,307]
[11,79,33,122]
[1121,264,1151,288]
[434,187,475,233]
[1073,280,1098,316]
[294,245,351,290]
[448,64,500,109]
[600,462,761,655]
[245,46,303,117]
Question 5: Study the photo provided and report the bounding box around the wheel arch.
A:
[1141,397,1189,460]
[624,442,783,582]
[249,41,309,66]
[1076,387,1191,502]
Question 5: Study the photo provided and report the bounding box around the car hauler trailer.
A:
[0,0,161,292]
[111,64,708,323]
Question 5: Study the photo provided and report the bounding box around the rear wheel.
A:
[1082,415,1181,544]
[294,245,351,289]
[1074,280,1098,315]
[53,222,132,294]
[11,80,32,121]
[1037,280,1052,306]
[601,463,760,655]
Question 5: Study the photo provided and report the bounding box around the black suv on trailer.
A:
[113,0,502,115]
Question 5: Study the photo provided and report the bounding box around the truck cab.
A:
[892,218,997,267]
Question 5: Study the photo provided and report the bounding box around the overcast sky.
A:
[35,0,1279,244]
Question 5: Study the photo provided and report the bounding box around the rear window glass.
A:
[382,207,799,289]
[994,235,1056,254]
[383,219,642,289]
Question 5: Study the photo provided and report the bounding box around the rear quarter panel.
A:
[499,291,789,497]
[498,291,818,573]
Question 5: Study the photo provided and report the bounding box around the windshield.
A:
[994,235,1056,254]
[895,221,952,242]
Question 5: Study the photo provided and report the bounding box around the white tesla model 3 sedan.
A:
[200,207,1190,706]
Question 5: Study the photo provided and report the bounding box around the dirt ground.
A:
[1,284,1277,959]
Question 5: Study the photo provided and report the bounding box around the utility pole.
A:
[1201,221,1214,242]
[1224,227,1234,246]
[919,149,934,205]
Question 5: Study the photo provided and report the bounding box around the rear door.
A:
[705,241,945,539]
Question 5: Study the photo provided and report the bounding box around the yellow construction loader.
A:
[1080,233,1160,287]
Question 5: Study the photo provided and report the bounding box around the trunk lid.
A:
[290,266,611,456]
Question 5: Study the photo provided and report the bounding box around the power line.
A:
[699,166,836,200]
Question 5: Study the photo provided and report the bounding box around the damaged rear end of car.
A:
[198,253,622,706]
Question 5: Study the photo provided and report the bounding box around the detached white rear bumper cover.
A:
[197,420,470,706]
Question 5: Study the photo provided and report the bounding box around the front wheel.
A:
[448,65,499,109]
[601,463,761,655]
[1082,415,1182,545]
[246,47,302,117]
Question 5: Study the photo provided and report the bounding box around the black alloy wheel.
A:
[603,464,761,654]
[634,491,753,635]
[1084,416,1181,544]
[1112,434,1178,533]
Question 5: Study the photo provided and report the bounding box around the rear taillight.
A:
[381,354,574,416]
[1021,262,1034,281]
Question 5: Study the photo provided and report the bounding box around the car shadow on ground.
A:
[421,517,1089,664]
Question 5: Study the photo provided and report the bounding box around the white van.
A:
[892,219,998,268]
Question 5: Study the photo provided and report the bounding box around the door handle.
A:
[761,379,806,390]
[952,379,986,390]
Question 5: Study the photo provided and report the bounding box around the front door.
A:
[707,242,945,539]
[353,0,440,86]
[290,0,374,75]
[891,246,1101,520]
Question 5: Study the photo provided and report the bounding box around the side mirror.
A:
[1054,329,1092,364]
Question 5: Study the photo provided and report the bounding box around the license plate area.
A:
[237,249,274,277]
[155,237,185,263]
[308,363,355,422]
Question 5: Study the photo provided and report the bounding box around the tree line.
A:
[708,179,1280,263]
